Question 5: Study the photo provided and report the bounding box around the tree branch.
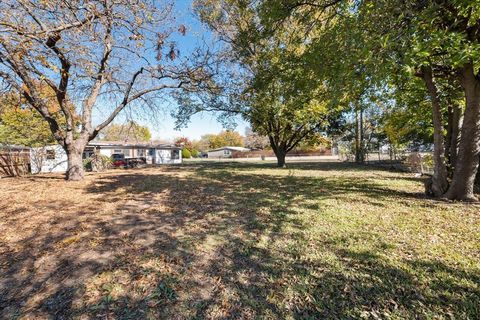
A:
[0,47,65,146]
[44,33,74,136]
[92,73,188,139]
[81,12,113,135]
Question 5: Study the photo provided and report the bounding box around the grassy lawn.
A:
[0,161,479,319]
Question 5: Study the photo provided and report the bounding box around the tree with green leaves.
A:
[99,121,151,142]
[260,0,478,200]
[0,107,55,147]
[208,130,244,149]
[0,86,69,147]
[348,1,479,200]
[248,70,329,166]
[173,0,339,167]
[193,134,215,152]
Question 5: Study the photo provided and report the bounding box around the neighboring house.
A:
[207,146,250,158]
[31,141,182,174]
[84,141,182,165]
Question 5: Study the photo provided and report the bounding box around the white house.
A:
[30,145,68,174]
[84,141,182,165]
[31,142,182,173]
[207,146,250,158]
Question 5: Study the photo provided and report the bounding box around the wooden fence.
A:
[0,147,31,177]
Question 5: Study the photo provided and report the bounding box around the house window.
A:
[113,149,122,154]
[148,149,155,156]
[137,149,145,157]
[46,149,55,160]
[171,150,180,159]
[83,151,93,159]
[224,149,230,155]
[124,149,130,157]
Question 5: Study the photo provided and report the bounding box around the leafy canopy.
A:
[99,121,151,142]
[0,85,72,147]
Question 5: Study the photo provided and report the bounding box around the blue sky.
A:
[150,111,248,141]
[114,0,248,141]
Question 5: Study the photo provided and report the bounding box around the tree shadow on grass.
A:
[181,160,396,173]
[1,163,478,319]
[197,169,427,204]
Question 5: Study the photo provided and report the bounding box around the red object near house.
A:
[111,153,146,168]
[113,160,126,167]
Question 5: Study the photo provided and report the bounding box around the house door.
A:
[147,148,155,164]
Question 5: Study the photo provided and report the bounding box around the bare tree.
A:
[0,0,211,180]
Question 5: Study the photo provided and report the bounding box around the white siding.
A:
[99,148,113,157]
[30,145,182,173]
[30,145,68,174]
[208,149,231,158]
[154,149,182,164]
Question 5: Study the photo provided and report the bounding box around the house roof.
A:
[208,146,250,152]
[87,141,182,150]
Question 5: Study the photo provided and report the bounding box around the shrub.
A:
[182,148,191,159]
[83,154,112,172]
[83,158,90,170]
[190,149,199,158]
[337,143,354,162]
[422,154,434,167]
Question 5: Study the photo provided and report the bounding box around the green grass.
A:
[1,161,478,319]
[173,162,479,319]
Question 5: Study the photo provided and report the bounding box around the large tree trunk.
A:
[65,142,86,181]
[421,66,449,197]
[274,147,287,168]
[445,64,480,201]
[268,133,288,168]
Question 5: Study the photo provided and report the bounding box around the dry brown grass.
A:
[0,162,478,319]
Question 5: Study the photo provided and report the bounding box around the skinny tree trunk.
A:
[445,64,480,201]
[354,107,364,163]
[476,164,480,188]
[445,105,453,167]
[450,104,462,170]
[421,66,449,197]
[360,106,365,162]
[445,103,462,173]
